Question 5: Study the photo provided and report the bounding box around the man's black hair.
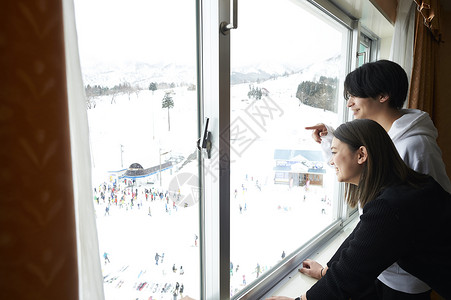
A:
[343,60,409,109]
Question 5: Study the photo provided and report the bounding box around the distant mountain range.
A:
[80,55,341,88]
[80,61,196,88]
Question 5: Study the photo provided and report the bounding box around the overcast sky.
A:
[74,0,343,69]
[74,0,197,65]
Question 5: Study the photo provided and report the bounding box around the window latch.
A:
[197,118,212,159]
[220,0,238,35]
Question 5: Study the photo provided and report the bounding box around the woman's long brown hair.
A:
[334,119,428,208]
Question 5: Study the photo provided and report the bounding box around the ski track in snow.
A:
[89,68,341,299]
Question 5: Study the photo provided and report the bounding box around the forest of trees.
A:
[84,82,141,108]
[84,73,336,114]
[247,85,263,100]
[295,76,338,113]
[84,81,195,109]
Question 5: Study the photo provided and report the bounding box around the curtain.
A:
[62,0,105,299]
[1,0,83,298]
[409,0,443,117]
[389,0,416,93]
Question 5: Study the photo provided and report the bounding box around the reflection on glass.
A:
[74,1,199,299]
[359,34,372,67]
[359,43,369,66]
[230,0,348,296]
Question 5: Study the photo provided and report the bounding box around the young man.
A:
[305,60,451,298]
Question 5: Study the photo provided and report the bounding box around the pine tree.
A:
[149,82,157,94]
[162,91,175,131]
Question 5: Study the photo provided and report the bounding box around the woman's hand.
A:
[298,259,325,280]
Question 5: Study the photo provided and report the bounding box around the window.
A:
[358,32,377,66]
[229,0,350,297]
[74,1,200,299]
[74,0,362,299]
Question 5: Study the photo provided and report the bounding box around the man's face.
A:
[346,95,380,120]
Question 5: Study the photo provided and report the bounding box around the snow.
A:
[87,60,342,299]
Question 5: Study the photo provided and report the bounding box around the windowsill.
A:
[264,215,359,298]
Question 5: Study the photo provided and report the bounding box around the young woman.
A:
[268,119,451,300]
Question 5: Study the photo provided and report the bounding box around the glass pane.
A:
[74,1,200,299]
[359,43,369,66]
[230,0,349,296]
[359,34,371,66]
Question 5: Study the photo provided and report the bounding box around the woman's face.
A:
[330,137,365,185]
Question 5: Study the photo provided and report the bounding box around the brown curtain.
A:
[410,2,446,299]
[409,0,443,119]
[0,0,79,299]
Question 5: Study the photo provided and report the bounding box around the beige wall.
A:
[379,35,393,59]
